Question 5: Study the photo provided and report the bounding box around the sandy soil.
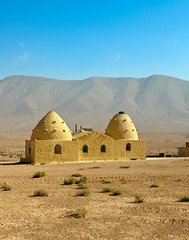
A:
[139,132,189,155]
[0,158,188,240]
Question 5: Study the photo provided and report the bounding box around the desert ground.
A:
[0,132,189,239]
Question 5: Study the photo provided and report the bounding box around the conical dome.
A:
[31,110,72,140]
[105,111,138,140]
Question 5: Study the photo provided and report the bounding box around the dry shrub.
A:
[134,193,144,203]
[179,195,189,202]
[74,175,87,184]
[120,165,130,169]
[76,189,90,196]
[150,183,159,188]
[120,178,127,184]
[102,186,114,193]
[72,208,87,218]
[88,166,100,169]
[112,187,122,195]
[64,177,75,185]
[102,179,112,184]
[33,190,48,197]
[78,183,88,189]
[72,173,82,177]
[32,171,46,178]
[2,184,11,191]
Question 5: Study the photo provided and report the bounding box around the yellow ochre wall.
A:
[78,132,115,161]
[24,139,78,164]
[24,140,35,163]
[78,135,145,161]
[24,135,145,163]
[116,139,145,160]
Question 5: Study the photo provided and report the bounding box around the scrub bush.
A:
[2,184,11,191]
[33,190,48,197]
[72,173,82,177]
[102,179,112,184]
[102,186,114,193]
[76,189,90,196]
[112,187,122,195]
[64,177,75,185]
[134,193,144,203]
[150,183,159,188]
[78,183,88,189]
[120,165,130,169]
[72,208,87,218]
[32,171,46,178]
[179,195,189,202]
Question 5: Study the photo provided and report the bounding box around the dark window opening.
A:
[83,145,88,153]
[29,147,31,154]
[54,145,61,154]
[126,143,131,151]
[101,145,106,153]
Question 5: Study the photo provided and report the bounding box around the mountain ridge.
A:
[3,73,187,83]
[0,74,189,135]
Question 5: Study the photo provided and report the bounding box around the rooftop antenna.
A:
[75,124,77,133]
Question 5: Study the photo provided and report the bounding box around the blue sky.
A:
[1,0,189,80]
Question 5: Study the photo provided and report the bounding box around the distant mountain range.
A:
[0,74,189,136]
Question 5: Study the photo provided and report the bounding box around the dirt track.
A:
[0,158,188,240]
